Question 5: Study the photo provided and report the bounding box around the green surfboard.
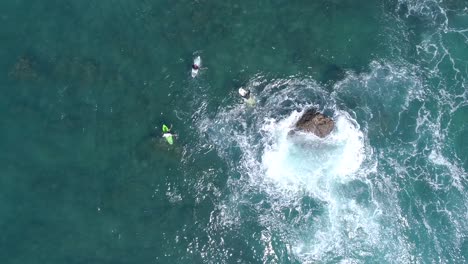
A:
[162,124,173,145]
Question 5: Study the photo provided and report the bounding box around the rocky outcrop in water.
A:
[9,56,39,81]
[9,54,104,85]
[294,108,334,138]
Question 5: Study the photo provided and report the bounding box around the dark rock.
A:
[9,56,39,81]
[294,108,334,138]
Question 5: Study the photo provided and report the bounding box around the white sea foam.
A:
[261,110,365,193]
[193,49,467,261]
[193,74,405,262]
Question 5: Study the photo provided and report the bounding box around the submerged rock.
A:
[294,108,335,138]
[9,56,39,81]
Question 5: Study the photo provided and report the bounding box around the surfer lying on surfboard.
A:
[239,87,256,106]
[162,124,175,145]
[191,56,201,78]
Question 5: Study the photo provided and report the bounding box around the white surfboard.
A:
[191,56,201,78]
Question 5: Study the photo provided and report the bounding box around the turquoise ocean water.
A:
[0,0,467,263]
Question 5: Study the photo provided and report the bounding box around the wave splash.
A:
[183,1,468,262]
[193,69,418,262]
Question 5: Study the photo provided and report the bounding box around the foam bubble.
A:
[261,110,365,194]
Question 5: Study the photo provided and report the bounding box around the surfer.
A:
[191,56,201,78]
[162,124,175,145]
[238,87,256,106]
